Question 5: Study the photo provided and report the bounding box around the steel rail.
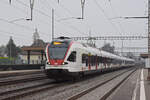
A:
[67,68,136,100]
[100,69,137,100]
[0,67,135,100]
[0,70,43,78]
[0,75,47,86]
[0,81,72,100]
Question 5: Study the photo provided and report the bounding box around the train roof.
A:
[80,42,134,62]
[100,50,134,61]
[49,37,134,62]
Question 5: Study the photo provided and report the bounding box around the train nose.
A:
[49,59,64,65]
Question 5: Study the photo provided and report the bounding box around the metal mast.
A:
[52,9,54,41]
[30,0,34,20]
[9,0,11,4]
[147,0,150,80]
[81,0,85,19]
[148,0,150,54]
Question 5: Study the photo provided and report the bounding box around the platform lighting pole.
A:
[52,9,54,41]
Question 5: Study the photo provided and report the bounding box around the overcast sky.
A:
[0,0,148,53]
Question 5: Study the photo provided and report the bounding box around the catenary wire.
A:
[93,0,120,34]
[16,0,85,35]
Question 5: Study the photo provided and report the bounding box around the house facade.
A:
[21,51,46,64]
[21,39,47,64]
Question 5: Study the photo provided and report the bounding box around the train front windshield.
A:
[48,41,70,60]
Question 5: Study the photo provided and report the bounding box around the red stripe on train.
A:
[49,59,64,65]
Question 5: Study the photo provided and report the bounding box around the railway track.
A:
[0,70,53,100]
[0,70,71,100]
[0,81,68,100]
[0,67,137,100]
[67,68,137,100]
[0,74,47,86]
[0,70,43,78]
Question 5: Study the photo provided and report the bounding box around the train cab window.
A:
[67,51,76,62]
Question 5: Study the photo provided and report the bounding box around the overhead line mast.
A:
[52,9,54,41]
[124,0,150,80]
[147,0,150,80]
[9,0,11,4]
[148,0,150,59]
[9,0,34,20]
[29,0,34,21]
[81,0,85,19]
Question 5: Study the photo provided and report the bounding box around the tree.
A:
[126,52,134,59]
[6,36,21,58]
[101,43,115,53]
[0,45,6,56]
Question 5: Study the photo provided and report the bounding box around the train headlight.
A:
[47,62,50,65]
[62,62,68,65]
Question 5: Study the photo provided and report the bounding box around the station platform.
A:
[142,68,150,100]
[106,68,149,100]
[120,68,150,100]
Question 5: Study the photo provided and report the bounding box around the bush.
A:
[0,57,14,64]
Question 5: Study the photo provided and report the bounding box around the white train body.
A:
[44,37,134,79]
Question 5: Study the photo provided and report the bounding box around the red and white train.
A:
[44,37,134,80]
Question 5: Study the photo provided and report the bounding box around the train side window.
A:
[82,54,88,66]
[91,56,96,66]
[92,56,94,66]
[67,51,76,62]
[90,56,92,66]
[94,56,96,66]
[97,56,100,65]
[82,54,86,63]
